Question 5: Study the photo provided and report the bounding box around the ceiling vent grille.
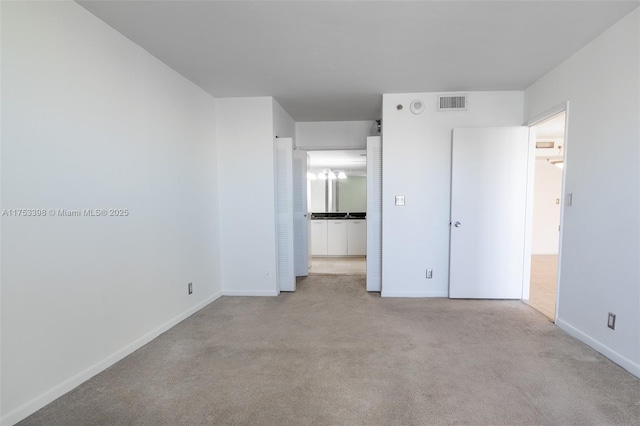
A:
[438,95,467,111]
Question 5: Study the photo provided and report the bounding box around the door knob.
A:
[454,221,462,228]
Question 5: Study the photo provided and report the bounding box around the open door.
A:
[274,138,295,292]
[449,127,532,299]
[293,149,310,277]
[366,136,382,291]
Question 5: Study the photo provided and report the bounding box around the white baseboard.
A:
[556,318,640,379]
[1,291,223,426]
[381,290,448,298]
[223,289,279,296]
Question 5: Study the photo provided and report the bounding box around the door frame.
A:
[305,147,371,271]
[524,101,570,322]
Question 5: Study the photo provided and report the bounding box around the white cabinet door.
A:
[327,220,348,255]
[310,220,327,256]
[347,220,367,255]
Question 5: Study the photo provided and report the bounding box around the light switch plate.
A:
[395,195,405,206]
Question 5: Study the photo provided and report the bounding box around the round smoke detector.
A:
[410,99,425,115]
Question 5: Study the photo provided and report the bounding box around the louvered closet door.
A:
[366,136,382,292]
[293,149,309,277]
[274,138,295,292]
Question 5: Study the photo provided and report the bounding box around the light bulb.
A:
[328,171,337,180]
[318,172,327,180]
[337,171,347,179]
[307,172,317,180]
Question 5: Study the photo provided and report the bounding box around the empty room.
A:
[2,1,640,425]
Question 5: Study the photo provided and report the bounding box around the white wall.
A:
[295,121,377,150]
[381,92,524,297]
[216,97,279,296]
[532,159,563,254]
[1,2,221,424]
[273,99,295,140]
[524,9,640,377]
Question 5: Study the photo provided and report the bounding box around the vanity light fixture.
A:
[312,168,347,180]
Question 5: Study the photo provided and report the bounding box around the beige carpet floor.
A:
[19,275,640,425]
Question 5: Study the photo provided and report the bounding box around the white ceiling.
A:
[78,1,639,121]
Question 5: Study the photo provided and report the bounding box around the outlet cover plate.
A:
[608,312,616,330]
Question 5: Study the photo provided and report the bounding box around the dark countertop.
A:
[310,212,366,220]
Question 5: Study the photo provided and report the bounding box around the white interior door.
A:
[274,138,295,292]
[366,136,382,291]
[449,127,531,299]
[293,149,309,277]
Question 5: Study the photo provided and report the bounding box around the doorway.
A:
[526,111,566,321]
[306,149,367,276]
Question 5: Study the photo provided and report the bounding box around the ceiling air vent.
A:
[437,94,467,111]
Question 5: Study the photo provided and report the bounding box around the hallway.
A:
[308,256,366,275]
[527,254,558,321]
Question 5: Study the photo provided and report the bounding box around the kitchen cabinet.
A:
[311,220,328,255]
[347,220,367,255]
[327,220,348,255]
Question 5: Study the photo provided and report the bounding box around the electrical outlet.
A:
[426,268,433,279]
[188,282,193,295]
[608,312,616,330]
